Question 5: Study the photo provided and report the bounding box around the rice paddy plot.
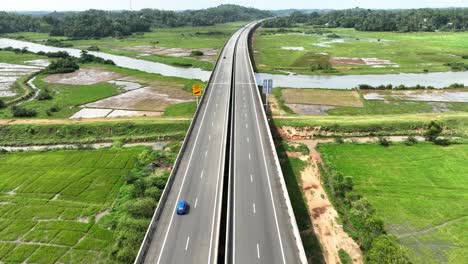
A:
[319,143,468,263]
[0,148,142,263]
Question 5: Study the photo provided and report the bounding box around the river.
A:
[0,38,212,81]
[1,38,467,89]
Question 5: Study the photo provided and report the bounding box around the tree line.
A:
[0,5,272,37]
[265,8,468,32]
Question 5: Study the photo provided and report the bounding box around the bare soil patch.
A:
[362,89,468,103]
[268,94,287,116]
[293,139,363,264]
[286,104,336,115]
[85,85,193,112]
[0,63,41,98]
[44,68,122,85]
[131,46,218,62]
[282,89,363,108]
[330,57,398,67]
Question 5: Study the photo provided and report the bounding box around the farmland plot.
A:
[319,143,468,263]
[0,148,141,263]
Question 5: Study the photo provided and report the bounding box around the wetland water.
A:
[2,38,468,89]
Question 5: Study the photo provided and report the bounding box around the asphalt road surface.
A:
[229,23,302,264]
[142,28,243,264]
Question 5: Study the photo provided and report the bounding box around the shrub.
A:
[338,249,352,264]
[335,137,345,144]
[0,99,5,109]
[125,198,156,218]
[404,135,418,145]
[45,39,73,48]
[79,50,115,65]
[310,57,332,71]
[44,58,79,74]
[448,83,465,89]
[45,51,71,59]
[87,45,100,51]
[190,50,204,56]
[378,136,391,147]
[49,105,59,112]
[367,235,411,264]
[11,106,37,117]
[37,89,52,100]
[424,120,443,142]
[144,187,163,200]
[433,138,451,146]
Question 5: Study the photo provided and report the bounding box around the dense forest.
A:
[0,5,272,37]
[265,8,468,32]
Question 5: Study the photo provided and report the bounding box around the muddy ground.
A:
[0,62,42,98]
[44,68,123,85]
[363,89,468,103]
[130,46,218,62]
[85,85,193,112]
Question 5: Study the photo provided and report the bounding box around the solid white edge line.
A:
[155,40,223,264]
[245,22,307,263]
[244,35,287,264]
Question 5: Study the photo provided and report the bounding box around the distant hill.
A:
[271,9,331,16]
[13,11,52,16]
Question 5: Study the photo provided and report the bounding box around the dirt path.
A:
[291,139,363,264]
[398,215,468,239]
[268,94,287,116]
[0,117,189,125]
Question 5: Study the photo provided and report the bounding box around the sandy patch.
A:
[85,85,193,112]
[130,46,218,62]
[43,68,122,85]
[95,209,110,222]
[107,110,162,118]
[294,140,363,264]
[70,108,113,119]
[282,46,305,51]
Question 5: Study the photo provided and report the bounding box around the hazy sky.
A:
[2,0,468,11]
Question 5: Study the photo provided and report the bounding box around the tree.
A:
[367,235,411,264]
[125,198,156,218]
[44,58,79,74]
[424,120,443,142]
[11,106,37,117]
[37,88,52,100]
[351,198,375,219]
[0,99,5,109]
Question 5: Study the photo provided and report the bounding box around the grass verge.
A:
[0,120,189,146]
